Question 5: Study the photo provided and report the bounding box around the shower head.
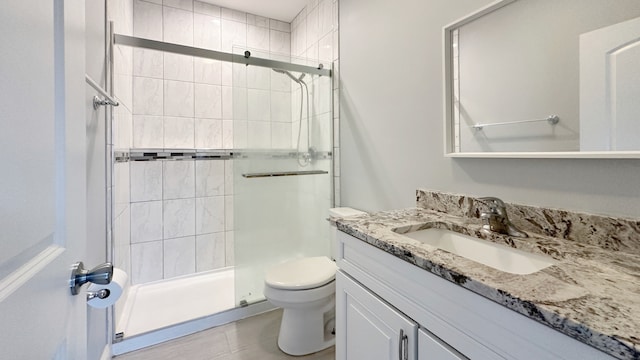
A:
[272,68,306,84]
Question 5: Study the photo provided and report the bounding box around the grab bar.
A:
[85,74,119,109]
[242,170,329,178]
[473,115,559,130]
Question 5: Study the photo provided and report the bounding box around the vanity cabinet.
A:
[336,271,417,360]
[335,231,616,360]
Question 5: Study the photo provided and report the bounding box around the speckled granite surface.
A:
[336,193,640,360]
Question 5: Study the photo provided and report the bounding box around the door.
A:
[336,271,417,360]
[580,16,640,151]
[0,0,88,359]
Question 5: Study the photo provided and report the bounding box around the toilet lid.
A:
[265,256,337,290]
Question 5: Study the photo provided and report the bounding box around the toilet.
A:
[263,207,366,356]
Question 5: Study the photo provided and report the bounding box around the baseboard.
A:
[112,300,276,356]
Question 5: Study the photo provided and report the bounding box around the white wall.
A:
[339,0,640,218]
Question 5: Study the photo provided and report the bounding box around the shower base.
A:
[118,268,235,337]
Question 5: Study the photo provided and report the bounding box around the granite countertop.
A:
[335,207,640,360]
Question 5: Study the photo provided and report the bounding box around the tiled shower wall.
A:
[291,0,341,205]
[111,0,340,286]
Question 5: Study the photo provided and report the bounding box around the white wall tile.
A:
[163,160,195,199]
[270,91,291,122]
[163,236,196,278]
[114,108,133,149]
[133,48,163,78]
[193,1,220,17]
[164,53,194,82]
[221,19,247,52]
[194,58,222,85]
[306,6,319,48]
[163,6,194,46]
[294,21,307,56]
[247,121,271,148]
[163,198,196,238]
[269,19,291,33]
[222,120,234,149]
[194,13,221,50]
[221,8,246,23]
[195,160,224,196]
[133,77,163,115]
[131,161,163,202]
[247,89,270,121]
[131,240,163,284]
[225,231,234,266]
[221,86,233,119]
[113,206,131,277]
[271,122,292,149]
[114,74,133,113]
[224,195,233,230]
[224,160,233,195]
[247,66,270,90]
[319,0,333,37]
[311,112,331,151]
[314,76,331,115]
[114,162,130,217]
[131,201,163,243]
[247,25,269,51]
[164,80,194,117]
[163,0,192,11]
[270,30,291,55]
[194,118,223,149]
[233,87,248,120]
[195,84,222,119]
[247,14,268,28]
[164,116,194,148]
[133,115,164,148]
[196,196,225,234]
[196,233,225,271]
[134,0,163,41]
[319,33,333,62]
[271,71,291,92]
[233,120,248,148]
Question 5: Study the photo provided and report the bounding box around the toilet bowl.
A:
[264,256,337,356]
[263,207,366,356]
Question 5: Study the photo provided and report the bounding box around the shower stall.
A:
[108,6,335,350]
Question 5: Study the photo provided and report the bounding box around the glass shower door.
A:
[232,54,334,306]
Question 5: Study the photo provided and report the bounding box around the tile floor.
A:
[114,309,335,360]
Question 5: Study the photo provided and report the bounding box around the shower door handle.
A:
[69,261,113,295]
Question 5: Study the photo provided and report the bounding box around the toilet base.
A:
[276,296,335,356]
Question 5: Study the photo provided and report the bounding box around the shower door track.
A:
[113,34,332,77]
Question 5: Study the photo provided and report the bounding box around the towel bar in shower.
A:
[242,170,329,178]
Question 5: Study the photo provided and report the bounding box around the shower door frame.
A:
[108,32,335,352]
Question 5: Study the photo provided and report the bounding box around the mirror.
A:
[444,0,640,158]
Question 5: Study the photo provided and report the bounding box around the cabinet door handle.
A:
[398,329,408,360]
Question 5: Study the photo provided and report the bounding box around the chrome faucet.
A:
[478,197,528,238]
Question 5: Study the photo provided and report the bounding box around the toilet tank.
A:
[328,207,366,260]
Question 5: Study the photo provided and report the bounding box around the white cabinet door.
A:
[0,0,88,359]
[418,328,468,360]
[336,271,417,360]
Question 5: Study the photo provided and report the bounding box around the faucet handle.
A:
[478,197,506,215]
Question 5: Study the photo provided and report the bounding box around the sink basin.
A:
[396,228,556,275]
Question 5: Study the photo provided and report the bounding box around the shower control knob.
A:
[69,261,113,295]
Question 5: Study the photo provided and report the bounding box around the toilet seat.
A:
[265,256,337,290]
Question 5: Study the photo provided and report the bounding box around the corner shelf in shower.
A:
[114,149,332,163]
